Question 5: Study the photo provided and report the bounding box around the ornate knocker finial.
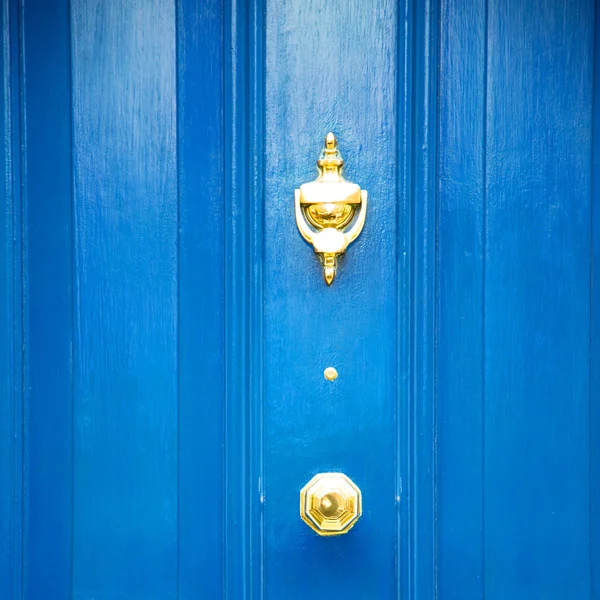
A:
[294,133,368,285]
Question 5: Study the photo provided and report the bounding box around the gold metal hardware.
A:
[295,133,368,285]
[323,366,338,381]
[300,472,362,536]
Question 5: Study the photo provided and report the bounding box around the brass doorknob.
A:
[300,472,362,536]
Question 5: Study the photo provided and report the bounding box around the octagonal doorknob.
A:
[300,472,362,536]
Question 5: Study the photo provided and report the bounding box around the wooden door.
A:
[1,0,597,598]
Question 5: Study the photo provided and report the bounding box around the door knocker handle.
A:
[295,133,367,285]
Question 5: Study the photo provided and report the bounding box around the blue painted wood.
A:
[223,0,265,597]
[437,0,486,596]
[21,1,73,597]
[3,0,598,598]
[263,1,403,597]
[437,1,598,598]
[0,1,23,598]
[395,1,412,594]
[406,1,438,597]
[70,1,179,597]
[395,2,439,597]
[591,4,600,596]
[484,1,594,597]
[177,0,225,596]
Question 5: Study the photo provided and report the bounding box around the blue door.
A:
[1,0,598,598]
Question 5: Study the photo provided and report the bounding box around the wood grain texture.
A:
[70,0,178,597]
[263,0,399,597]
[177,0,225,596]
[18,1,229,596]
[436,0,485,596]
[21,2,73,597]
[437,1,597,598]
[3,0,598,598]
[592,3,600,596]
[223,0,265,598]
[406,1,438,597]
[0,1,22,598]
[484,1,593,597]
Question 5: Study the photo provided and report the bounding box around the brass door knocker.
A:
[295,133,368,285]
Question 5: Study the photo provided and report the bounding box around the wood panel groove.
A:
[407,0,439,597]
[21,1,75,597]
[0,1,24,597]
[177,0,226,597]
[591,3,599,596]
[223,0,265,597]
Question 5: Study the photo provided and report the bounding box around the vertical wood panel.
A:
[395,3,439,597]
[484,1,594,597]
[592,5,600,596]
[436,0,485,596]
[177,0,225,595]
[21,1,73,597]
[408,1,439,597]
[222,0,265,595]
[70,1,178,597]
[0,1,22,597]
[222,0,266,597]
[263,1,398,597]
[395,1,411,594]
[7,2,597,598]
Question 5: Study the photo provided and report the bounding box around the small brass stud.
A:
[324,367,338,381]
